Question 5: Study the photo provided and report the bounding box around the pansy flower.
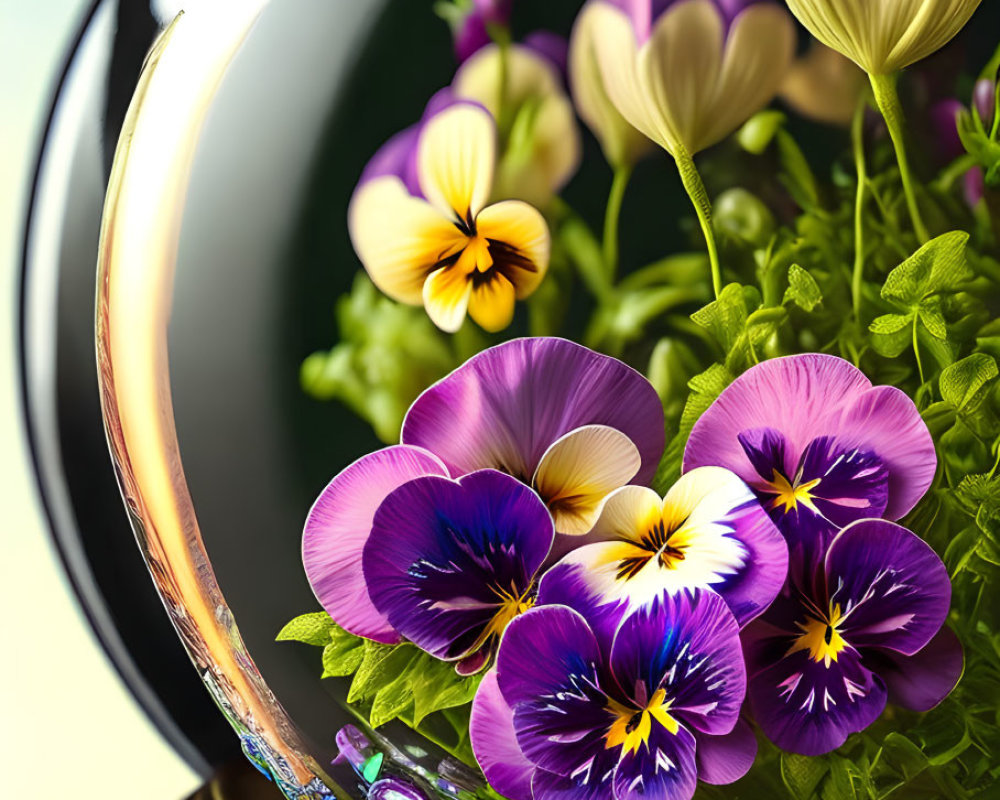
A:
[744,519,962,755]
[303,338,663,645]
[470,589,754,800]
[364,469,554,674]
[585,0,795,158]
[684,354,936,566]
[543,466,787,627]
[402,337,665,536]
[453,40,581,207]
[349,100,550,333]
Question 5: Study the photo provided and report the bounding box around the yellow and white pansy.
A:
[549,466,787,626]
[785,0,983,76]
[569,2,652,168]
[453,41,581,207]
[348,101,550,333]
[586,0,796,158]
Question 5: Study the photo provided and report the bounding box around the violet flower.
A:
[449,0,512,64]
[743,519,962,755]
[542,466,787,628]
[303,338,663,647]
[402,337,665,536]
[364,469,553,674]
[683,354,936,568]
[471,588,754,800]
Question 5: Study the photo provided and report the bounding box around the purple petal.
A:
[964,166,985,208]
[863,626,963,713]
[930,99,965,162]
[357,125,422,198]
[684,354,936,521]
[826,520,950,656]
[694,718,757,785]
[612,722,697,800]
[470,670,535,800]
[536,562,631,655]
[798,436,889,530]
[974,78,996,125]
[302,446,447,643]
[454,0,512,63]
[369,779,428,800]
[403,338,664,484]
[610,592,745,736]
[747,645,887,756]
[737,426,792,482]
[531,762,619,800]
[498,606,615,783]
[523,31,569,77]
[363,469,553,661]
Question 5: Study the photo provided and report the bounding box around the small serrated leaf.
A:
[784,263,823,311]
[940,354,999,412]
[869,313,913,334]
[882,231,971,308]
[276,612,335,646]
[321,637,364,678]
[781,752,828,798]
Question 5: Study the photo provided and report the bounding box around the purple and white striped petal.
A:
[402,338,664,486]
[363,469,553,663]
[302,445,447,643]
[609,591,746,736]
[826,520,951,656]
[684,354,936,520]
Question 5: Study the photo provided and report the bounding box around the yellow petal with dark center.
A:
[422,264,473,333]
[474,200,550,299]
[590,485,664,544]
[468,273,516,332]
[533,425,641,535]
[348,176,467,304]
[417,103,496,221]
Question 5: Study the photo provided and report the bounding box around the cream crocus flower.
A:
[568,2,652,168]
[781,40,868,127]
[785,0,983,76]
[348,102,549,333]
[588,0,796,158]
[453,41,581,207]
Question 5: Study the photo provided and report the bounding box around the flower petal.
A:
[403,337,664,484]
[694,717,757,785]
[475,200,550,298]
[423,264,473,333]
[610,591,746,736]
[826,520,951,656]
[471,669,535,800]
[468,273,516,332]
[302,445,447,643]
[533,425,642,535]
[862,626,963,713]
[498,606,614,782]
[417,102,496,221]
[537,561,631,655]
[684,354,935,521]
[531,766,618,800]
[747,642,886,756]
[363,470,553,661]
[612,720,697,800]
[349,177,466,305]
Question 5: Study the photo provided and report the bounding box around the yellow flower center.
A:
[466,583,535,656]
[454,233,494,275]
[615,517,687,582]
[788,603,848,668]
[767,469,822,514]
[605,689,679,756]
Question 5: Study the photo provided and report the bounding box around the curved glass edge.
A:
[94,5,346,797]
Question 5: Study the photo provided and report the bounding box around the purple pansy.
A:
[683,354,936,566]
[403,337,665,536]
[452,0,512,63]
[538,467,787,628]
[743,519,962,756]
[364,469,554,674]
[471,588,753,800]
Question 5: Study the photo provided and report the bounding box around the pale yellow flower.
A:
[453,43,581,207]
[781,40,868,126]
[589,0,796,158]
[568,2,653,168]
[349,103,549,333]
[785,0,983,75]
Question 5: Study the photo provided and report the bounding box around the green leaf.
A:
[348,639,401,704]
[940,354,999,412]
[275,612,335,646]
[881,733,929,781]
[737,109,786,155]
[369,647,423,727]
[918,298,949,340]
[776,129,820,209]
[820,755,857,800]
[869,313,913,334]
[781,752,828,798]
[321,635,364,678]
[869,313,914,358]
[881,231,972,308]
[784,263,823,311]
[691,283,748,354]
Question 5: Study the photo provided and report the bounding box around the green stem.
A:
[674,147,722,298]
[912,314,926,386]
[869,72,930,243]
[602,164,632,282]
[851,95,868,324]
